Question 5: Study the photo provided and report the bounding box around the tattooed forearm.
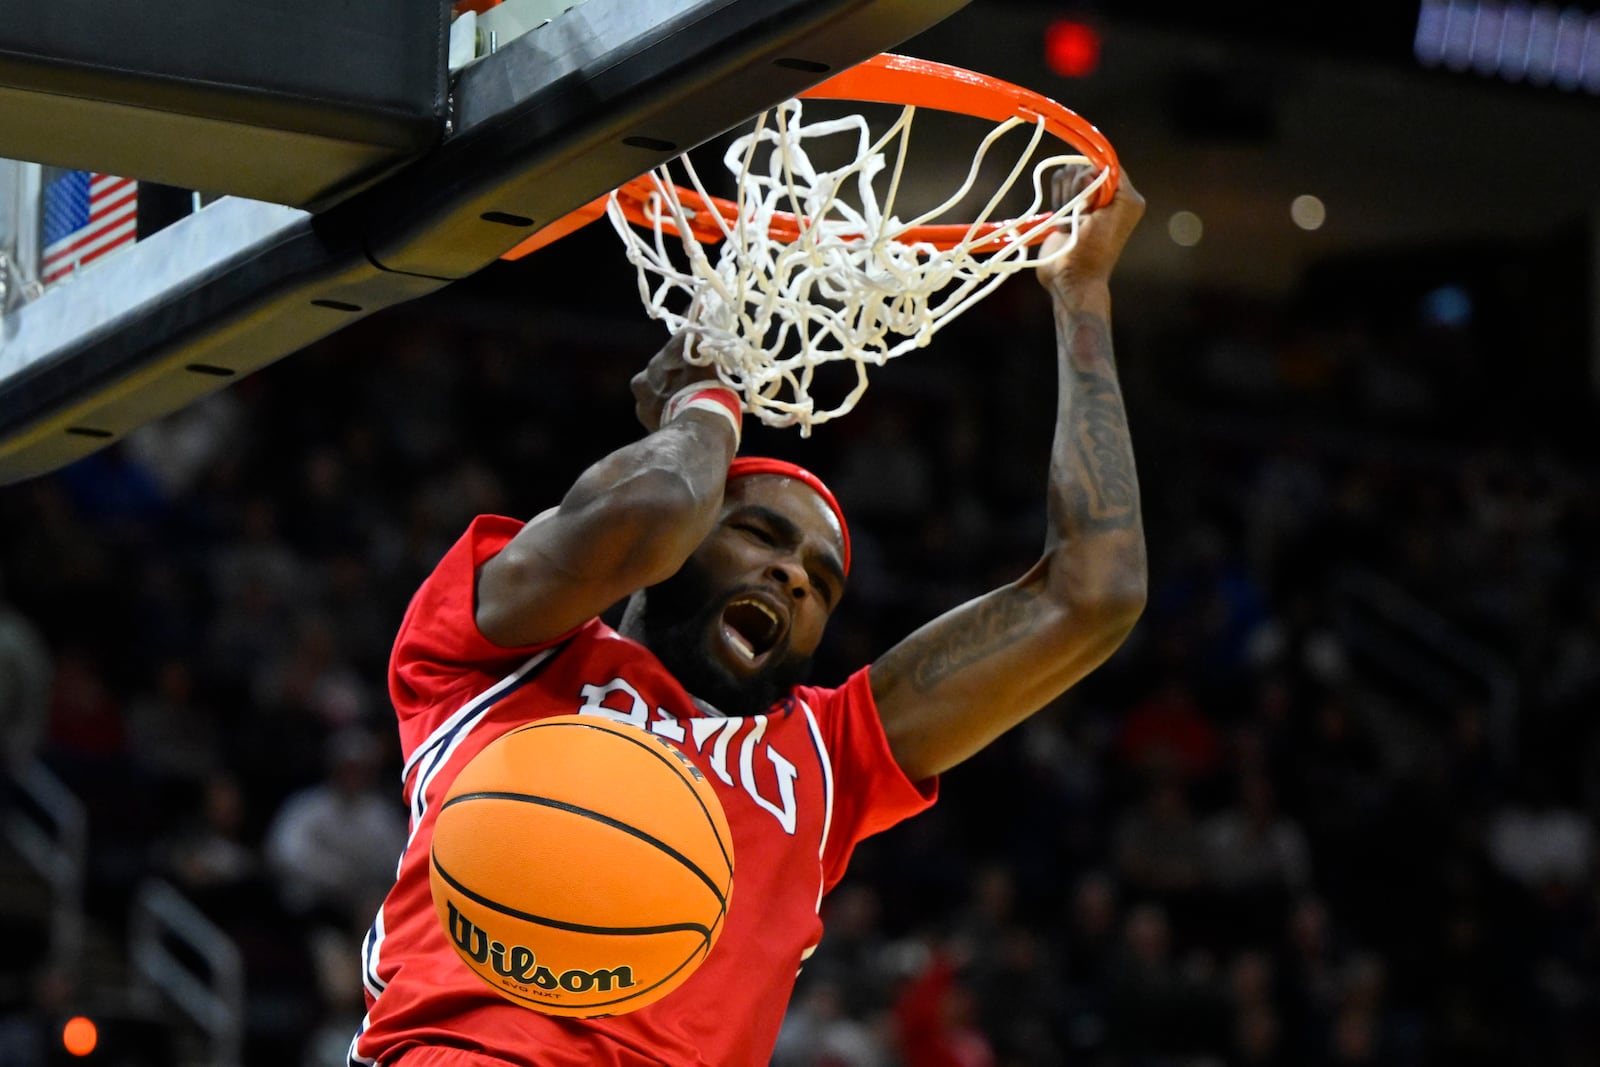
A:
[1067,368,1139,527]
[1056,313,1140,532]
[899,585,1042,692]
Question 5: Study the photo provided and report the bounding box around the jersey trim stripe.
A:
[400,645,560,784]
[403,648,560,827]
[800,700,835,911]
[361,908,387,1000]
[346,1015,373,1067]
[362,646,563,1008]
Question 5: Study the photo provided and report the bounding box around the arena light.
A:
[61,1016,98,1058]
[1415,0,1600,93]
[1167,210,1203,246]
[1044,19,1101,78]
[1290,194,1327,231]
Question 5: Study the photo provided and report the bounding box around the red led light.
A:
[1045,19,1101,79]
[62,1016,98,1057]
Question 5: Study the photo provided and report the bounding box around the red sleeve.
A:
[799,667,938,892]
[388,514,576,724]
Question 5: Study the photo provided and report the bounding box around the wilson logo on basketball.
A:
[446,903,637,994]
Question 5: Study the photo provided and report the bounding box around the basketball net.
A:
[606,98,1110,435]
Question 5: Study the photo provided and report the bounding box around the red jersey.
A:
[351,515,937,1067]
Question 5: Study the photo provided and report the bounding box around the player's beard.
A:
[628,558,813,716]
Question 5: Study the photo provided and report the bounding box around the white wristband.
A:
[662,382,743,448]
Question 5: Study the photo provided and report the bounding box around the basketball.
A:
[428,715,734,1017]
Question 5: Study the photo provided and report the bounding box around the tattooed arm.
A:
[870,167,1149,782]
[476,332,736,647]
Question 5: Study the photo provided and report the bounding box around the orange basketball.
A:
[428,714,733,1017]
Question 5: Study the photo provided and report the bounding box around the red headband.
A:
[727,457,851,576]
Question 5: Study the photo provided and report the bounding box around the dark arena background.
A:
[2,2,1599,1064]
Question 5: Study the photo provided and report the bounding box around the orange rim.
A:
[503,53,1118,259]
[803,53,1116,211]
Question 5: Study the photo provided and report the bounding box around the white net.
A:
[607,97,1110,435]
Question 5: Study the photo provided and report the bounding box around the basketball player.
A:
[350,164,1147,1067]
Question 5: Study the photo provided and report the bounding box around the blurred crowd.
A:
[1,237,1597,1066]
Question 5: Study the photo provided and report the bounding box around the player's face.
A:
[636,475,847,714]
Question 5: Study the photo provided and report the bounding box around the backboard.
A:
[0,0,971,485]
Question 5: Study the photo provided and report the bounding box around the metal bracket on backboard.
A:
[451,0,592,72]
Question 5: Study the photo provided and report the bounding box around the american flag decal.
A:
[40,171,138,285]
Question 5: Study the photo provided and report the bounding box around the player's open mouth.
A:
[720,596,785,666]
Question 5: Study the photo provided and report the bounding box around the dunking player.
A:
[349,165,1148,1067]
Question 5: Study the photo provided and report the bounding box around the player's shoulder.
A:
[779,666,872,720]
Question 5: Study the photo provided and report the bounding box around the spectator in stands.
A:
[1112,776,1207,909]
[1204,768,1313,944]
[155,770,264,912]
[1105,901,1219,1059]
[1115,675,1222,784]
[772,978,891,1067]
[1054,869,1120,1059]
[799,883,898,1020]
[1227,948,1285,1065]
[1288,689,1387,907]
[1234,1001,1285,1066]
[1059,869,1120,991]
[1484,778,1592,895]
[263,727,406,928]
[968,924,1070,1064]
[0,569,52,776]
[892,948,996,1067]
[1277,896,1350,1059]
[124,657,222,796]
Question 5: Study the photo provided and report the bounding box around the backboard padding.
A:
[0,0,448,211]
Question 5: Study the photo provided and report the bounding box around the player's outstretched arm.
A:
[476,333,739,647]
[869,166,1149,782]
